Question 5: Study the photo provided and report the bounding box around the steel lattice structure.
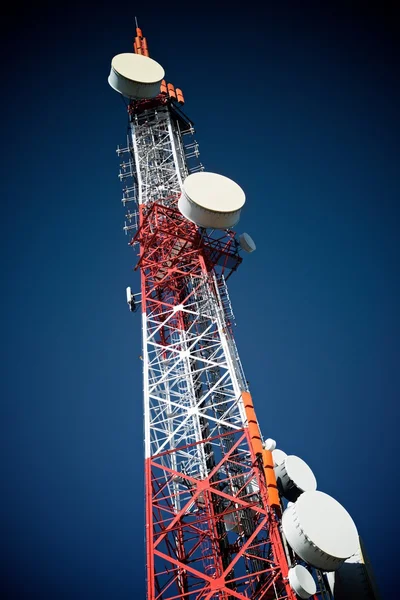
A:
[109,24,351,600]
[118,94,297,599]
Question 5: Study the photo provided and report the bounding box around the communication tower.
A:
[107,23,379,600]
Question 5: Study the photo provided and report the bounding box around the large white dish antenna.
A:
[272,448,287,466]
[326,539,379,599]
[108,53,165,99]
[275,455,317,501]
[288,565,317,599]
[282,491,359,571]
[178,172,245,229]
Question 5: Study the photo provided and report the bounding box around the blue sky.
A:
[1,1,398,597]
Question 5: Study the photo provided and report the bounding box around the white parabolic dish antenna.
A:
[238,232,256,253]
[178,172,246,229]
[272,448,287,466]
[288,565,317,599]
[282,490,359,571]
[108,53,165,99]
[275,455,317,500]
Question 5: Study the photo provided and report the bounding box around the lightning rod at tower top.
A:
[107,20,380,600]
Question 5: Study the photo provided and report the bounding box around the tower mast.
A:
[107,22,375,600]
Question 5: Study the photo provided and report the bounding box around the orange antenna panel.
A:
[176,88,185,105]
[141,38,149,56]
[167,83,176,99]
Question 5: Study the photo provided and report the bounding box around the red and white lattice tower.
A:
[108,23,374,600]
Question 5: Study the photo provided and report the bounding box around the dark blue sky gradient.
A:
[1,2,399,598]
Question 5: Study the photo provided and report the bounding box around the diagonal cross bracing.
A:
[121,102,296,600]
